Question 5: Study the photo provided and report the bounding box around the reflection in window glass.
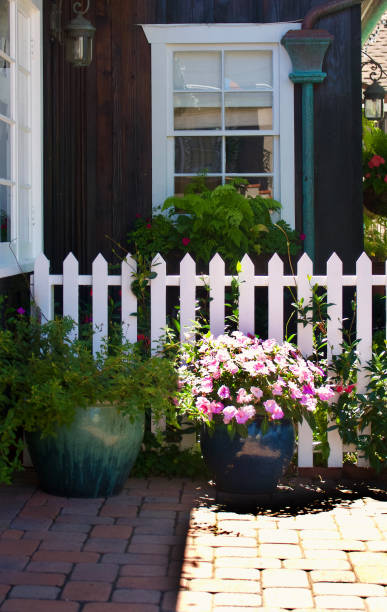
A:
[225,92,272,130]
[226,175,273,198]
[175,176,222,198]
[226,136,273,173]
[0,0,10,56]
[0,184,11,242]
[0,120,11,179]
[224,51,272,91]
[175,136,222,173]
[174,52,221,92]
[0,60,11,118]
[174,93,221,130]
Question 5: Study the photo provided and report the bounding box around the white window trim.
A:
[142,23,300,228]
[0,0,42,279]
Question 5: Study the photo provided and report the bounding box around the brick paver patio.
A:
[0,471,386,611]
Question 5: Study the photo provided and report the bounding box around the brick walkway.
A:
[0,472,386,611]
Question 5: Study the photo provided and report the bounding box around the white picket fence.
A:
[31,251,387,469]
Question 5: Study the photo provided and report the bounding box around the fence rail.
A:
[32,251,387,469]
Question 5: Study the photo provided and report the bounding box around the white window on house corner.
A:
[142,24,299,227]
[0,0,42,278]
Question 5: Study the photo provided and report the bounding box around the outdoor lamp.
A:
[50,0,95,67]
[64,2,95,67]
[362,52,386,121]
[364,80,385,121]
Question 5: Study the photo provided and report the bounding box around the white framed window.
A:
[0,0,42,278]
[142,23,299,227]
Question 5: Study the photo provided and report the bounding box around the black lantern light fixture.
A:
[362,51,386,121]
[50,0,95,67]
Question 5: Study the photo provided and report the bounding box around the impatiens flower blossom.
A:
[224,360,239,374]
[210,401,224,414]
[263,399,280,414]
[236,388,253,404]
[182,237,191,246]
[177,332,334,428]
[235,405,256,424]
[250,386,263,400]
[196,396,211,413]
[271,405,284,420]
[16,307,26,315]
[316,386,335,401]
[200,378,213,394]
[223,406,237,424]
[218,385,230,399]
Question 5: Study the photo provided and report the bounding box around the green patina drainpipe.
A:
[281,0,362,261]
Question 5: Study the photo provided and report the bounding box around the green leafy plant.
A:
[363,118,387,197]
[329,342,387,471]
[0,311,178,484]
[364,210,387,261]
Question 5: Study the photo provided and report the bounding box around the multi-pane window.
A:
[143,24,297,226]
[0,0,42,277]
[173,50,275,197]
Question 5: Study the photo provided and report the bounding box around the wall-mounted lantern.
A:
[50,0,95,67]
[362,52,386,121]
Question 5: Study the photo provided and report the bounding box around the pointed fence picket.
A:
[31,251,385,469]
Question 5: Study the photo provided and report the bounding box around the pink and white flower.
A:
[218,385,230,399]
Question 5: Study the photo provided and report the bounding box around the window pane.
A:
[0,183,11,242]
[18,70,30,128]
[174,52,221,92]
[0,59,11,117]
[174,93,221,130]
[0,0,10,56]
[175,136,222,173]
[226,136,273,173]
[225,92,272,130]
[226,176,273,198]
[0,119,11,179]
[175,176,221,197]
[224,51,272,90]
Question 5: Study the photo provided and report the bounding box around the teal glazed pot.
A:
[26,405,144,498]
[200,416,295,496]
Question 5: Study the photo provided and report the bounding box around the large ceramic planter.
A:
[26,404,144,498]
[200,416,295,500]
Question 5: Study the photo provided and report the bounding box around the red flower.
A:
[146,223,152,229]
[368,154,385,168]
[335,385,343,393]
[384,175,387,183]
[90,289,93,297]
[135,213,141,218]
[365,173,371,178]
[182,237,191,246]
[300,233,306,241]
[344,384,355,393]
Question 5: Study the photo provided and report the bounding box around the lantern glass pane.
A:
[364,97,383,121]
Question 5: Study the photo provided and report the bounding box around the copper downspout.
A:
[302,0,363,30]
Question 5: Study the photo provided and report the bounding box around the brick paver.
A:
[0,473,385,611]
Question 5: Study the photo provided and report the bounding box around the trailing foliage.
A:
[363,118,387,196]
[0,310,178,484]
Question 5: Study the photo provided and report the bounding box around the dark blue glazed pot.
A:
[200,416,295,495]
[26,405,144,498]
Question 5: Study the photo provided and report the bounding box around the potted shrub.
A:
[0,314,177,496]
[176,330,334,501]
